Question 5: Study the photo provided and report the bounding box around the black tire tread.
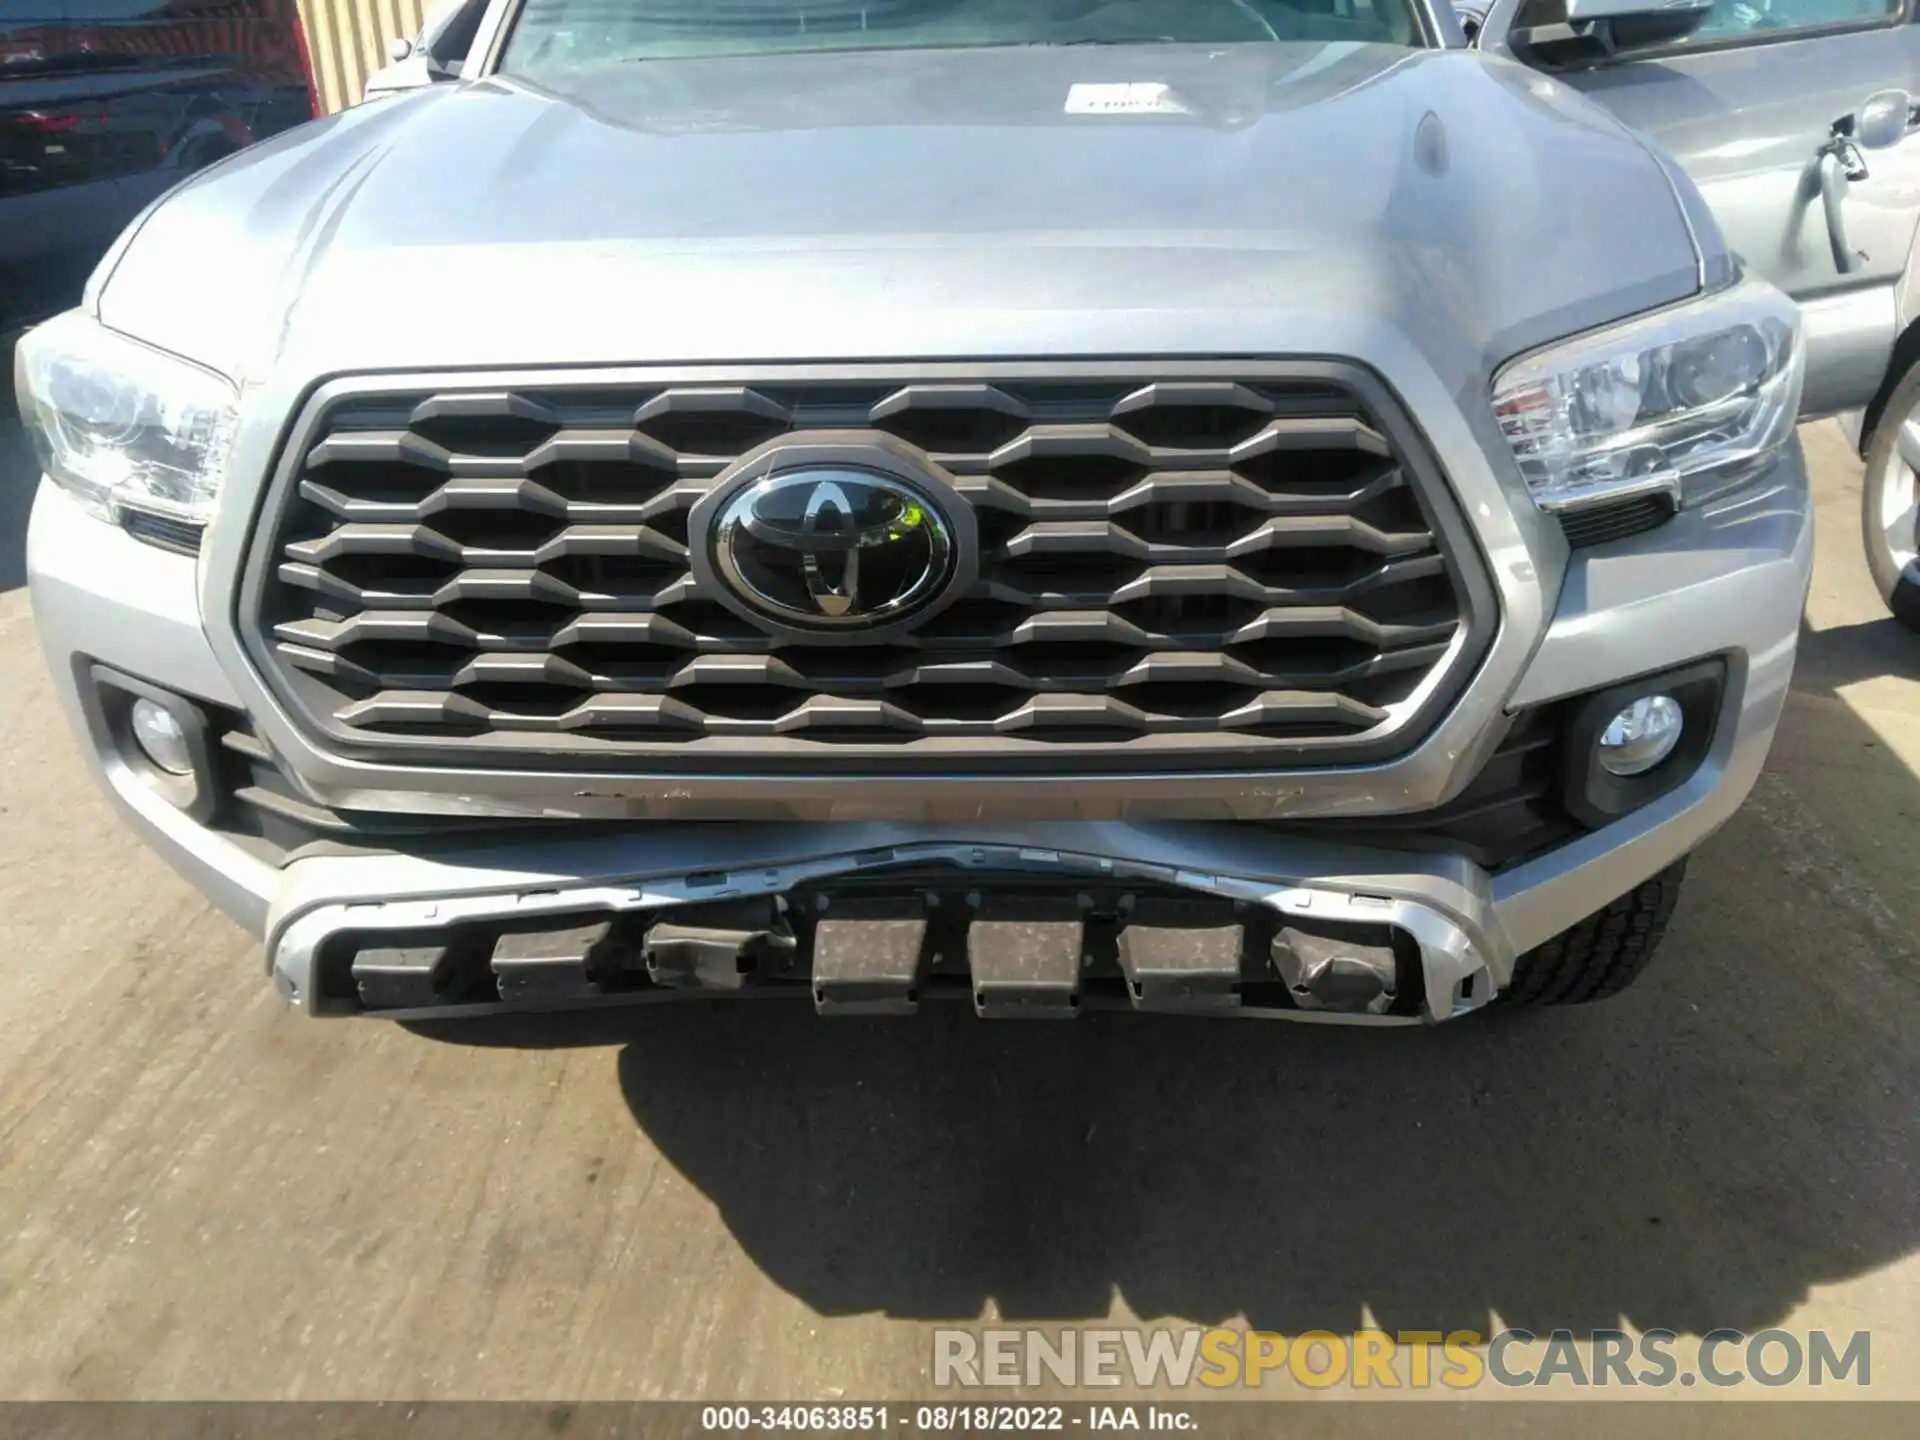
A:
[1503,859,1686,1006]
[1890,576,1920,632]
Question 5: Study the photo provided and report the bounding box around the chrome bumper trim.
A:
[266,831,1505,1026]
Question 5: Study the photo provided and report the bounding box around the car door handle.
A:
[1819,148,1865,275]
[1814,91,1918,276]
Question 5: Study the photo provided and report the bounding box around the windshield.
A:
[499,0,1427,76]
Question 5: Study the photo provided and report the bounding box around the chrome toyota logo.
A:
[708,466,960,633]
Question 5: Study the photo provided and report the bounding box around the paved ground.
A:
[0,415,1916,1406]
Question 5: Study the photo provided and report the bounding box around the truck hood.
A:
[96,41,1706,386]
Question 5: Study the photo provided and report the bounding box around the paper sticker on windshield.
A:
[1064,83,1189,116]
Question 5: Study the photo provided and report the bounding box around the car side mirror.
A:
[1855,90,1919,152]
[363,23,459,102]
[1499,0,1714,64]
[1575,0,1715,52]
[366,0,485,101]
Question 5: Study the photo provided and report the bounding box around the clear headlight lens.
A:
[1491,278,1804,513]
[12,309,238,525]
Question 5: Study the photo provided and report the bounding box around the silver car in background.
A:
[16,0,1831,1026]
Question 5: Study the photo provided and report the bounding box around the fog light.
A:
[129,696,193,776]
[1597,696,1683,777]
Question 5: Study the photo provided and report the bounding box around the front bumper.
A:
[28,444,1814,1023]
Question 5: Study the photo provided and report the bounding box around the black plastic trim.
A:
[119,508,205,557]
[1260,702,1582,871]
[1559,493,1675,550]
[1560,658,1727,829]
[88,665,222,824]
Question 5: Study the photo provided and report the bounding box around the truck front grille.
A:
[243,364,1491,773]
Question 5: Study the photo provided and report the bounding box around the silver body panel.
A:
[93,44,1703,385]
[1801,285,1902,420]
[23,30,1819,1016]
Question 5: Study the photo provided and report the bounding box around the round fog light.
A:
[129,697,194,776]
[1598,695,1683,777]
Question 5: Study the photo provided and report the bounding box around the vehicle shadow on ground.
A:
[420,626,1920,1339]
[1,395,30,595]
[1793,613,1916,692]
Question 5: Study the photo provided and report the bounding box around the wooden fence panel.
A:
[296,0,429,115]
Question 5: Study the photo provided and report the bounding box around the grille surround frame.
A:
[236,359,1497,777]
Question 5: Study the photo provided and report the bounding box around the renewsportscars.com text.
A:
[933,1327,1871,1390]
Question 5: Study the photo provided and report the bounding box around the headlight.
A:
[12,310,238,526]
[1491,278,1803,514]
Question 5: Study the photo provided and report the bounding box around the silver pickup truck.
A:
[15,0,1890,1026]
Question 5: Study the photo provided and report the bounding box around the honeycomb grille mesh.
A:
[249,371,1484,770]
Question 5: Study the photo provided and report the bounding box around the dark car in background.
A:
[1,1,314,334]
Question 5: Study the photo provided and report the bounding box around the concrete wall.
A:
[298,0,428,115]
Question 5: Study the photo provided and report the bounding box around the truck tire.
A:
[1863,361,1920,631]
[1502,860,1687,1006]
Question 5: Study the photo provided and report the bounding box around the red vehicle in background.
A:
[1,1,316,334]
